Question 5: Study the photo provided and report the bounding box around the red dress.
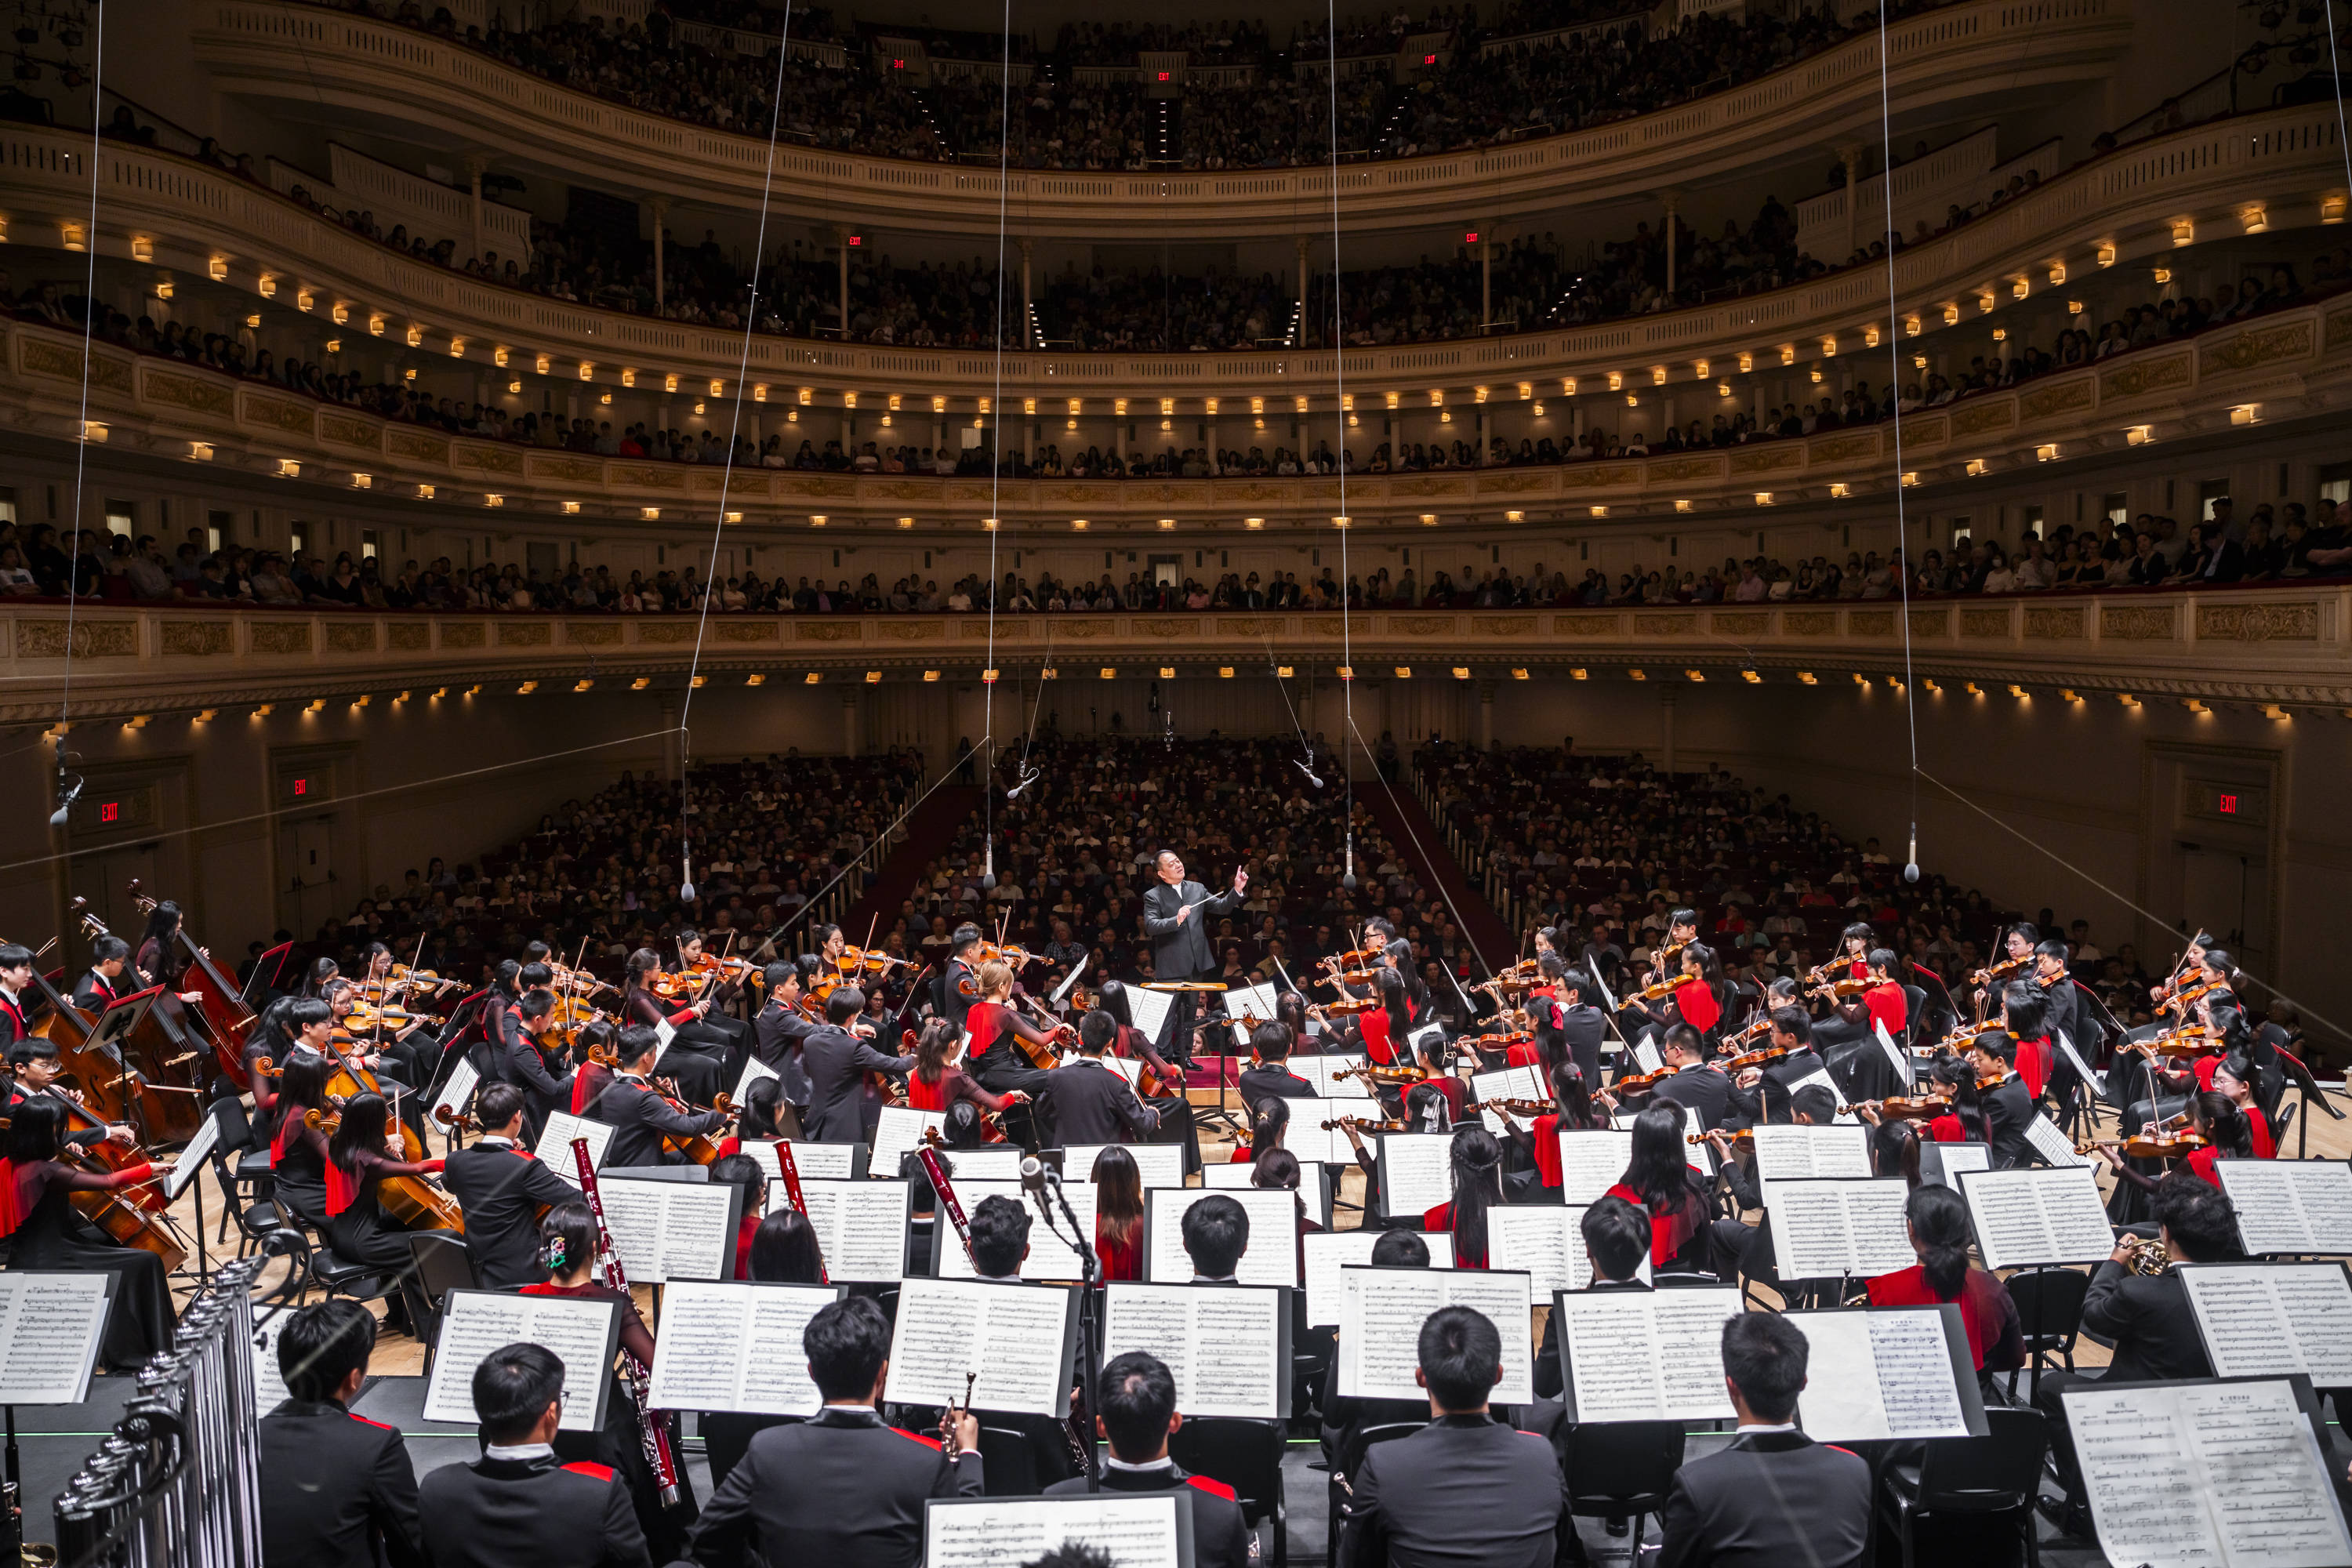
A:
[2187,1146,2224,1187]
[1530,1114,1563,1188]
[1421,1201,1486,1268]
[1863,982,1907,1038]
[1604,1181,1702,1270]
[1925,1113,1965,1144]
[1504,1039,1544,1069]
[1867,1264,2017,1370]
[2013,1036,2053,1099]
[1673,980,1721,1034]
[1360,1008,1397,1065]
[1097,1217,1143,1281]
[2248,1106,2275,1159]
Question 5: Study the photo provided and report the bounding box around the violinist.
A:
[673,927,754,1058]
[0,1096,177,1367]
[1236,1020,1314,1112]
[1998,981,2056,1102]
[747,960,814,1132]
[1420,1123,1506,1268]
[1963,1033,2039,1169]
[1646,1023,1732,1129]
[1497,1058,1609,1201]
[568,1017,618,1116]
[1628,941,1728,1045]
[586,1025,728,1169]
[797,988,914,1144]
[1965,922,2038,1013]
[5,1035,135,1150]
[908,1016,1029,1123]
[267,1044,339,1228]
[1044,1011,1160,1148]
[1725,1007,1821,1127]
[324,1093,452,1327]
[1864,1185,2024,1393]
[499,989,577,1144]
[2092,1088,2252,1192]
[938,923,982,1035]
[1357,968,1416,1068]
[72,934,132,1011]
[300,954,343,1001]
[1706,1084,1841,1288]
[1874,1056,1988,1146]
[440,1081,576,1288]
[1834,921,1876,982]
[1860,949,1907,1040]
[1606,1105,1716,1274]
[1548,964,1606,1087]
[1647,909,1702,985]
[1089,1146,1146,1282]
[960,960,1062,1120]
[2212,1054,2274,1158]
[523,1201,699,1561]
[619,947,725,1107]
[326,978,430,1139]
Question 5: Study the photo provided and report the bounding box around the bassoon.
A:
[570,1137,683,1507]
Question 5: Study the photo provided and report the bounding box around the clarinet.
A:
[775,1139,827,1283]
[570,1137,684,1508]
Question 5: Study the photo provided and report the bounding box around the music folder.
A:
[884,1278,1080,1417]
[1101,1282,1292,1419]
[1780,1304,1986,1443]
[0,1272,118,1405]
[646,1280,848,1416]
[423,1290,622,1432]
[924,1492,1194,1568]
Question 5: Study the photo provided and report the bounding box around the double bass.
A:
[126,881,263,1085]
[67,902,208,1140]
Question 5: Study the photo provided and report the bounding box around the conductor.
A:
[1142,850,1247,1063]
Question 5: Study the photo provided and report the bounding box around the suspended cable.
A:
[2324,0,2352,198]
[672,0,798,903]
[1323,0,1358,896]
[1874,0,1922,887]
[51,0,106,824]
[978,0,1014,892]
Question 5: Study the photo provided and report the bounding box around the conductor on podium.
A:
[1143,850,1246,1058]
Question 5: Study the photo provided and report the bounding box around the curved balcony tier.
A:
[10,287,2347,532]
[0,104,2339,419]
[188,0,2133,241]
[5,585,2346,728]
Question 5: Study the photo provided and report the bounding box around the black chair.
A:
[2002,1269,2090,1400]
[304,1244,398,1312]
[402,1231,480,1366]
[204,1102,285,1259]
[1171,1417,1287,1568]
[977,1425,1044,1496]
[1564,1420,1684,1555]
[2271,1099,2298,1154]
[1878,1406,2049,1567]
[1326,1420,1421,1564]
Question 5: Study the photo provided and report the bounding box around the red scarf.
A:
[325,1157,359,1218]
[0,1160,21,1236]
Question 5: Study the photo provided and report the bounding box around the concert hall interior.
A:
[2,0,2351,1565]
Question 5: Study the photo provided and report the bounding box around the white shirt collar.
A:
[1191,1274,1237,1284]
[1734,1421,1798,1436]
[477,1136,515,1149]
[977,1272,1023,1285]
[485,1442,556,1461]
[824,1403,877,1415]
[1106,1455,1175,1474]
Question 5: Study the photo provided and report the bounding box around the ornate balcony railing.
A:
[6,584,2344,725]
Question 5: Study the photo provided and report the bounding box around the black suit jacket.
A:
[1338,1413,1565,1568]
[1653,1063,1731,1128]
[1237,1062,1315,1112]
[71,970,122,1012]
[687,1406,985,1568]
[1044,1465,1250,1568]
[2082,1260,2212,1382]
[440,1138,575,1288]
[1144,878,1241,980]
[751,1002,815,1105]
[493,1015,574,1142]
[800,1027,915,1143]
[588,1075,727,1169]
[1658,1429,1870,1568]
[1980,1075,2040,1168]
[1557,1004,1606,1083]
[416,1453,648,1568]
[1044,1058,1157,1145]
[257,1399,426,1568]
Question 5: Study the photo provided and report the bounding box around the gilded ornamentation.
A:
[610,463,687,492]
[16,619,136,658]
[719,622,779,642]
[1469,615,1533,636]
[1559,465,1639,489]
[1959,607,2012,638]
[387,622,430,650]
[1632,613,1693,635]
[325,622,378,652]
[1948,400,2016,437]
[964,619,1027,638]
[1779,610,1835,636]
[637,623,696,644]
[22,338,132,393]
[2098,352,2191,401]
[1474,472,1547,493]
[318,413,381,450]
[1730,445,1800,474]
[1391,477,1471,496]
[1846,610,1893,637]
[1806,434,1875,464]
[2023,606,2086,639]
[249,621,313,655]
[1645,456,1722,481]
[241,392,313,434]
[2018,378,2095,420]
[438,622,486,648]
[566,622,622,645]
[1131,618,1189,638]
[143,369,236,417]
[1557,615,1621,635]
[496,622,551,647]
[1908,608,1947,637]
[456,443,525,475]
[876,621,942,641]
[1710,612,1769,635]
[793,622,856,641]
[2196,602,2318,643]
[2198,320,2314,375]
[530,456,604,483]
[1218,618,1284,636]
[386,428,451,463]
[1390,615,1460,635]
[2100,605,2178,641]
[159,620,231,656]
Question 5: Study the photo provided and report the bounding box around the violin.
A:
[1464,1097,1550,1120]
[1320,968,1378,990]
[2078,1127,2211,1161]
[1316,996,1379,1018]
[1976,1070,2011,1091]
[1330,1061,1426,1088]
[2160,978,2226,1016]
[1613,1064,1675,1093]
[1719,1043,1788,1073]
[1716,1016,1772,1054]
[1805,976,1870,1001]
[1841,1092,1953,1122]
[1321,1114,1407,1134]
[1968,953,2030,987]
[973,942,1039,971]
[2124,1025,2220,1062]
[1693,1129,1754,1151]
[544,995,612,1048]
[1628,975,1679,1004]
[831,946,906,977]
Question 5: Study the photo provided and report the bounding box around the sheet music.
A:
[2181,1265,2352,1385]
[431,1057,480,1123]
[1201,1159,1331,1224]
[2021,1109,2088,1168]
[1470,1065,1547,1134]
[169,1109,222,1200]
[2216,1161,2352,1256]
[1750,1124,1872,1207]
[1102,1283,1284,1418]
[741,1140,864,1183]
[1378,1132,1457,1216]
[1785,1308,1971,1442]
[1094,1054,1145,1091]
[251,1308,295,1414]
[1555,1130,1634,1204]
[1779,1066,1858,1123]
[1629,1030,1664,1074]
[883,1278,1073,1416]
[1295,1054,1374,1100]
[2068,1377,2352,1568]
[1287,1117,1373,1165]
[1958,1167,2114,1269]
[1145,1186,1300,1287]
[0,1274,111,1404]
[2055,1028,2106,1098]
[646,1280,840,1416]
[1223,982,1279,1047]
[868,1105,945,1178]
[931,1147,1026,1183]
[925,1496,1181,1568]
[935,1181,1101,1280]
[1873,1020,1911,1084]
[651,1014,678,1065]
[1488,1205,1650,1300]
[1921,1142,1991,1188]
[1768,1178,1917,1279]
[779,1178,910,1282]
[1123,985,1174,1049]
[1556,1286,1739,1423]
[731,1054,780,1106]
[1301,1230,1454,1327]
[423,1292,619,1431]
[595,1175,738,1283]
[532,1112,615,1186]
[1065,1142,1184,1190]
[1338,1267,1534,1403]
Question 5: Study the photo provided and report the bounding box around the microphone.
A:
[1006,764,1040,799]
[1019,1154,1048,1198]
[980,844,997,891]
[1903,823,1920,885]
[1294,758,1323,788]
[679,847,697,903]
[46,738,79,828]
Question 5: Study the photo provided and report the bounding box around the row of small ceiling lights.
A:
[67,670,2338,735]
[135,205,2274,439]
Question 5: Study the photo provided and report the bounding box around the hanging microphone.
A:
[1341,838,1358,892]
[679,845,697,902]
[46,737,79,828]
[1019,1154,1048,1198]
[1006,764,1040,799]
[1904,823,1920,885]
[1295,758,1323,789]
[980,844,997,891]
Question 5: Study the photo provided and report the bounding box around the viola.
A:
[1629,976,1679,1004]
[1968,954,2030,987]
[2125,1026,2217,1062]
[1612,1064,1675,1093]
[1692,1129,1754,1151]
[972,942,1039,971]
[2078,1127,2211,1161]
[831,946,905,977]
[1330,1061,1426,1088]
[1841,1092,1953,1122]
[1464,1097,1550,1120]
[1320,1114,1407,1134]
[1316,996,1379,1018]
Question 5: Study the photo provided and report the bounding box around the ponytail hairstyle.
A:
[1247,1094,1290,1154]
[1550,1058,1598,1130]
[1905,1184,1973,1298]
[739,1076,789,1141]
[1871,1116,1922,1189]
[301,955,341,1000]
[2193,1090,2253,1160]
[1251,1146,1302,1193]
[537,1199,597,1278]
[1927,1055,1990,1145]
[1445,1124,1504,1264]
[914,1017,963,1086]
[1405,1080,1453,1133]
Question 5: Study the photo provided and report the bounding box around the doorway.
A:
[278,815,339,935]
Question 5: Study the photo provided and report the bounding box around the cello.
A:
[303,1104,466,1233]
[34,1096,190,1271]
[67,903,207,1141]
[11,960,136,1125]
[123,883,260,1085]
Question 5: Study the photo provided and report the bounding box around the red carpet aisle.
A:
[829,786,982,942]
[1355,773,1517,974]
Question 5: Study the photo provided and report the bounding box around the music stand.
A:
[1145,982,1244,1137]
[2277,1048,2346,1158]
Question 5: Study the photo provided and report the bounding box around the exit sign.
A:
[2218,793,2238,815]
[292,777,309,797]
[99,800,119,822]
